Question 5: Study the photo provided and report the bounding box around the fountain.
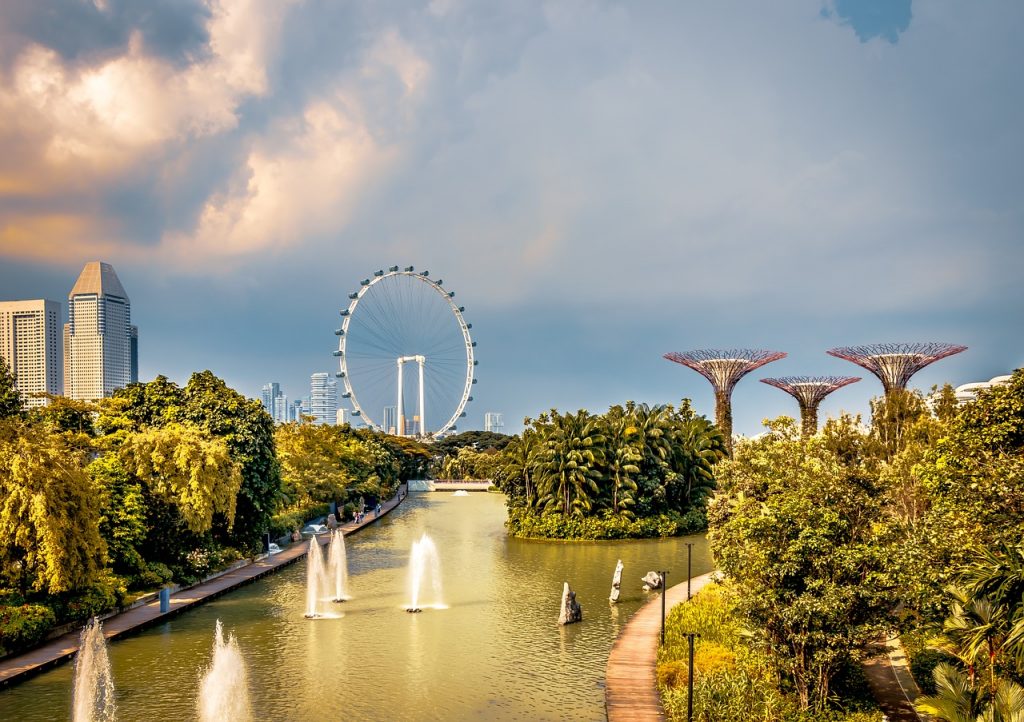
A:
[406,533,444,612]
[609,560,623,603]
[71,618,116,722]
[197,620,253,722]
[327,529,351,602]
[304,537,329,618]
[558,582,582,625]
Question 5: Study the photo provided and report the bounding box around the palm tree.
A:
[534,410,605,516]
[601,406,640,516]
[916,662,1024,722]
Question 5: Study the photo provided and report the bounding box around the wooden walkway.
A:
[605,572,716,722]
[0,485,407,689]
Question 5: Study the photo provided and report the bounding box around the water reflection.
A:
[0,493,712,721]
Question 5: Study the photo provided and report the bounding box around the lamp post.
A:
[686,542,693,600]
[659,570,669,645]
[685,632,699,721]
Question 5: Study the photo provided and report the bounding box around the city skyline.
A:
[0,2,1021,433]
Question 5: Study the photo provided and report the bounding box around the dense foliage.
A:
[0,366,429,659]
[658,582,883,722]
[699,369,1024,719]
[496,401,726,539]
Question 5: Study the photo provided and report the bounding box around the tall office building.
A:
[484,412,504,433]
[0,299,63,408]
[383,405,397,434]
[292,399,306,422]
[310,372,337,425]
[273,393,290,423]
[64,262,134,401]
[336,408,348,425]
[261,382,281,414]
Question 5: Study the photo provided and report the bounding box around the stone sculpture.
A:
[642,571,662,591]
[558,582,583,625]
[609,560,623,603]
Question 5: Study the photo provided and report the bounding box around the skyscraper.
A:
[484,412,504,433]
[261,382,281,415]
[336,408,348,425]
[0,299,63,408]
[64,262,134,401]
[383,405,397,434]
[310,373,337,425]
[273,393,290,423]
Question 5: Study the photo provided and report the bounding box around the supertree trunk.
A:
[799,401,818,439]
[715,389,733,455]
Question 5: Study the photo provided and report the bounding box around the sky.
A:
[0,0,1021,436]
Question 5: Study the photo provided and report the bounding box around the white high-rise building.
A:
[310,373,337,425]
[273,393,290,423]
[64,262,133,401]
[484,412,504,433]
[0,299,63,408]
[261,382,280,414]
[336,408,348,425]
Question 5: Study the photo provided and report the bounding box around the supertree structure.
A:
[663,349,787,454]
[826,343,967,396]
[760,376,860,438]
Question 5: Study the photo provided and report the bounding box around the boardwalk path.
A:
[605,570,925,722]
[605,572,715,722]
[0,485,408,689]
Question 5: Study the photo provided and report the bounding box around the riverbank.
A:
[0,484,407,689]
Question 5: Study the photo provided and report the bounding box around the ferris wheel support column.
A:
[418,356,426,438]
[396,358,405,437]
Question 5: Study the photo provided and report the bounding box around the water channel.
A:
[0,492,712,721]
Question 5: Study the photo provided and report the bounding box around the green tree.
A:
[89,454,148,575]
[533,409,606,516]
[708,416,896,711]
[0,419,107,594]
[0,356,22,419]
[119,423,241,534]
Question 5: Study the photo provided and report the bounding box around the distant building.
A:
[336,408,348,425]
[273,393,290,423]
[383,405,397,434]
[292,399,306,421]
[261,382,291,423]
[0,299,63,408]
[310,373,336,425]
[64,261,134,401]
[261,382,280,415]
[953,374,1013,404]
[484,412,504,433]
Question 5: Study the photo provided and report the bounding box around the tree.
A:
[708,416,897,711]
[0,356,22,419]
[533,409,606,516]
[0,419,107,594]
[89,454,148,575]
[601,405,641,516]
[119,423,241,534]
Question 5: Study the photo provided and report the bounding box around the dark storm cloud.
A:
[0,0,211,69]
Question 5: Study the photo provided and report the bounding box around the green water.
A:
[0,493,712,721]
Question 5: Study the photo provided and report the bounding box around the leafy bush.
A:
[658,582,883,722]
[268,503,331,538]
[505,507,705,540]
[55,570,128,623]
[908,648,955,695]
[0,604,57,656]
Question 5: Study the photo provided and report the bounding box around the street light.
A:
[685,632,700,721]
[659,570,669,645]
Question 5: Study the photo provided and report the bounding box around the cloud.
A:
[0,0,296,260]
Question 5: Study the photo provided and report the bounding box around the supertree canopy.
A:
[826,342,967,395]
[663,349,787,454]
[760,376,861,438]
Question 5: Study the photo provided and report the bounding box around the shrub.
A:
[0,604,57,656]
[268,503,332,538]
[505,507,705,540]
[908,648,955,695]
[57,570,128,623]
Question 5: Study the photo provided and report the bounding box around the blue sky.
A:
[1,1,1021,435]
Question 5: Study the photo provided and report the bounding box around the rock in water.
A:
[609,560,623,603]
[642,571,662,591]
[558,582,583,625]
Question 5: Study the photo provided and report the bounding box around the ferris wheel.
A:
[334,266,476,437]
